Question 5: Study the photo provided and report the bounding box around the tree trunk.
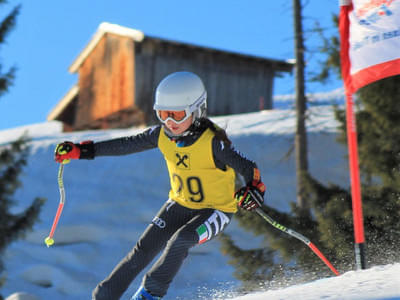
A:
[293,0,309,211]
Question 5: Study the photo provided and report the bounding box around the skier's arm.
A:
[54,126,161,162]
[212,138,266,210]
[94,126,160,157]
[212,137,260,184]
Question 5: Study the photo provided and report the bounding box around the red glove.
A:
[54,142,81,163]
[235,181,266,211]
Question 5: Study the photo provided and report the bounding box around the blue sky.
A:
[0,0,340,130]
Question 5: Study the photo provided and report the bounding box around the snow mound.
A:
[5,293,40,300]
[19,264,88,295]
[25,224,109,245]
[230,263,400,300]
[0,121,62,146]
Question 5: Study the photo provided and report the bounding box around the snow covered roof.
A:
[68,22,145,73]
[47,85,79,121]
[68,22,293,74]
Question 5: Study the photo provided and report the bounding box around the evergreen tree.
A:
[0,3,45,298]
[220,12,400,293]
[0,1,20,94]
[0,138,45,289]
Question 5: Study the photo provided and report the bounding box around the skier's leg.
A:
[92,200,182,300]
[142,209,233,297]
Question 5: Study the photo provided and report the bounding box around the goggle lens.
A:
[157,110,187,122]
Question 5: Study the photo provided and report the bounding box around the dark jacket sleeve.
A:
[93,126,161,157]
[212,138,260,185]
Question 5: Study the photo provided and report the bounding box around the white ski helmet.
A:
[154,71,207,123]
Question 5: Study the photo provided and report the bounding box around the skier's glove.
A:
[235,181,265,211]
[54,140,94,163]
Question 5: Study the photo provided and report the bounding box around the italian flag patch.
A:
[196,224,209,244]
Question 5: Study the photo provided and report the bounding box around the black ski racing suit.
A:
[90,123,260,299]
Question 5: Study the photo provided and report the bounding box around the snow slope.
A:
[232,263,400,300]
[1,105,398,299]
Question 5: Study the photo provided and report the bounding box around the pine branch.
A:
[0,197,45,252]
[0,66,16,97]
[0,4,21,45]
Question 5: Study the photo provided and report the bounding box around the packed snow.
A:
[1,104,399,300]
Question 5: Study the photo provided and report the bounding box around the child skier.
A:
[54,71,266,300]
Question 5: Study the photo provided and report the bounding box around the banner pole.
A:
[345,92,366,270]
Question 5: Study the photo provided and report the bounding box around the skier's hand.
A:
[54,140,95,163]
[55,142,81,164]
[235,181,265,211]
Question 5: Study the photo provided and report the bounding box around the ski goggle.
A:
[156,109,191,124]
[154,90,207,124]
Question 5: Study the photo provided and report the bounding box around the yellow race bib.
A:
[158,127,237,213]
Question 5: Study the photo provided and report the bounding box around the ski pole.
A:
[44,163,66,247]
[255,207,340,276]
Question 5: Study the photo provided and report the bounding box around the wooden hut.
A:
[48,22,293,132]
